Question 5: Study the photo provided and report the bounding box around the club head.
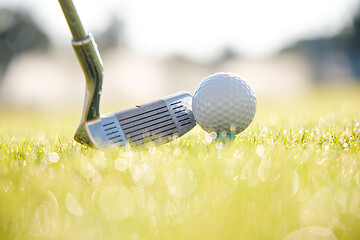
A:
[74,91,196,148]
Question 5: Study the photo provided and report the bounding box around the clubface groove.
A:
[170,101,192,127]
[114,100,178,146]
[100,117,126,146]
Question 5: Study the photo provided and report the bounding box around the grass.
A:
[1,87,360,240]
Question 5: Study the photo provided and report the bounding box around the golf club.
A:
[58,0,196,148]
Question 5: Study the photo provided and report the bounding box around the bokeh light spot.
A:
[166,168,197,198]
[65,193,83,216]
[99,185,135,221]
[130,163,155,187]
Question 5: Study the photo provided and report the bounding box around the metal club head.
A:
[76,92,195,148]
[58,0,196,148]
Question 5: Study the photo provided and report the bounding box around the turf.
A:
[1,87,360,240]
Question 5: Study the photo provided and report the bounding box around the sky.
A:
[0,0,359,62]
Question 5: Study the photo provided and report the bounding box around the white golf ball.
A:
[192,72,256,135]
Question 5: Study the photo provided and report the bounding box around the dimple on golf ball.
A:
[192,72,256,135]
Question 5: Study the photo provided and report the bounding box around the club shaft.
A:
[59,0,104,137]
[58,0,87,41]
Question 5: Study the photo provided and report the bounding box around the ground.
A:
[0,86,360,240]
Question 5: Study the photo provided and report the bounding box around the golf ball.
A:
[192,72,256,135]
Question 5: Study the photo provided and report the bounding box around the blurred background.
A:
[0,0,359,110]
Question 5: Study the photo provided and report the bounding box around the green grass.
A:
[1,87,360,240]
